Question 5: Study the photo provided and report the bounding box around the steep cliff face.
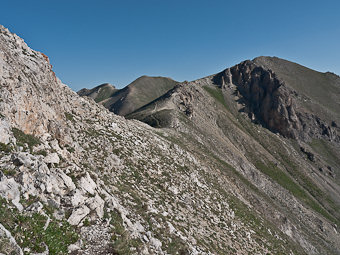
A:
[213,60,340,142]
[0,25,79,144]
[218,61,302,138]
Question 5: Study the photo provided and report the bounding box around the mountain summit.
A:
[1,25,340,254]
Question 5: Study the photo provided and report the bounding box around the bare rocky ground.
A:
[0,24,340,255]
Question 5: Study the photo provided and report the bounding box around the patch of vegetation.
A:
[279,152,340,223]
[19,195,40,209]
[69,173,78,185]
[12,128,40,152]
[67,147,75,153]
[81,162,92,171]
[83,218,91,226]
[85,128,101,138]
[255,161,336,223]
[1,168,16,177]
[64,112,74,122]
[64,144,76,153]
[310,138,340,166]
[42,221,78,254]
[43,203,57,216]
[109,209,143,254]
[236,115,340,224]
[0,142,12,153]
[166,236,189,255]
[256,161,305,196]
[131,109,174,128]
[66,147,75,153]
[85,119,95,124]
[34,150,47,156]
[203,86,228,109]
[0,198,78,254]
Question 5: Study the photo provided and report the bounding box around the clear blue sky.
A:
[2,0,340,90]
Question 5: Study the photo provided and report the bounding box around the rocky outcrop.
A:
[0,25,76,143]
[0,223,23,255]
[216,61,302,138]
[214,60,339,141]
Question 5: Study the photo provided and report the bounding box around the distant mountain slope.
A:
[78,76,178,116]
[78,83,117,103]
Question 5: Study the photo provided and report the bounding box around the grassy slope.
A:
[103,76,177,116]
[78,83,117,103]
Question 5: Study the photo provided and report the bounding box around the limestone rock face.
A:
[0,25,86,144]
[43,153,60,165]
[68,205,90,225]
[214,60,339,141]
[226,61,301,138]
[0,173,22,211]
[0,119,13,144]
[0,223,23,255]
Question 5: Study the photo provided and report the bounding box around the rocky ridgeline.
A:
[0,25,302,255]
